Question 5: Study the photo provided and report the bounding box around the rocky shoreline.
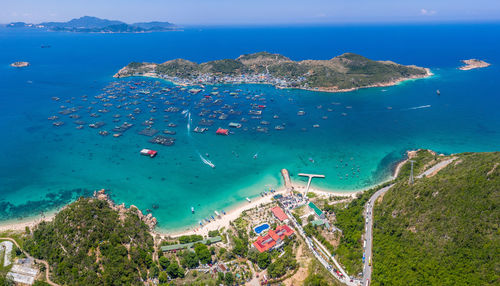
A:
[459,59,490,70]
[114,67,433,94]
[94,189,157,230]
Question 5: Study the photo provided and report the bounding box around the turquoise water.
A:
[1,24,499,231]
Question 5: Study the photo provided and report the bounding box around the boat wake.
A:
[199,153,215,168]
[186,111,191,134]
[406,105,431,110]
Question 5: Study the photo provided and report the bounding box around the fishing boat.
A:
[191,206,195,214]
[140,149,158,158]
[228,122,242,128]
[222,210,226,215]
[216,127,229,135]
[193,126,208,133]
[246,197,251,203]
[214,210,220,217]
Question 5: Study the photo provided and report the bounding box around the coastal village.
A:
[1,167,365,286]
[2,148,449,286]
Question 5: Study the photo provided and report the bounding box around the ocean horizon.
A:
[1,23,499,232]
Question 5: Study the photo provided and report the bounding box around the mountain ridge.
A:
[7,16,178,33]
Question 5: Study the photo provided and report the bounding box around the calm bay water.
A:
[1,24,499,231]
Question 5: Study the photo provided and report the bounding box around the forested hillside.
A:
[24,198,155,285]
[372,152,500,285]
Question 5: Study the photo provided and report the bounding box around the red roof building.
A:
[252,225,294,252]
[271,206,288,222]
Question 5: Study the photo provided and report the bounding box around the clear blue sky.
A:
[1,0,499,25]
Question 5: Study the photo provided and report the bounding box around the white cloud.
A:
[420,9,437,16]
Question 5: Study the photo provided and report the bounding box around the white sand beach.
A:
[0,211,57,233]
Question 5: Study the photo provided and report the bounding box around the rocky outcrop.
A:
[93,189,157,230]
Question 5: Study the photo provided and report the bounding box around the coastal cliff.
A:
[114,52,431,92]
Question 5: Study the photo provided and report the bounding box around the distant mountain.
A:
[6,22,32,28]
[7,16,179,33]
[40,16,124,29]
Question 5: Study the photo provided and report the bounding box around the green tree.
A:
[307,214,315,222]
[232,237,248,257]
[181,250,199,268]
[158,271,169,283]
[159,256,170,270]
[303,274,331,286]
[194,243,211,264]
[149,264,159,278]
[224,272,234,285]
[247,248,259,263]
[166,261,185,278]
[257,252,271,269]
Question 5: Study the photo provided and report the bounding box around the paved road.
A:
[0,237,60,286]
[416,158,456,179]
[361,184,394,286]
[284,208,358,286]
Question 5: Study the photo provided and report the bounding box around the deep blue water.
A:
[1,24,499,232]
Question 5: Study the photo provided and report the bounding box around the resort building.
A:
[308,202,325,219]
[6,258,38,286]
[161,236,222,253]
[271,206,289,222]
[253,225,295,252]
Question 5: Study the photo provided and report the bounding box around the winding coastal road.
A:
[361,184,394,286]
[416,158,456,179]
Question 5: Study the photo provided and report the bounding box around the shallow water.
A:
[1,24,499,231]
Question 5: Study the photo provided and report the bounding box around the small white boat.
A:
[246,197,251,203]
[214,210,220,217]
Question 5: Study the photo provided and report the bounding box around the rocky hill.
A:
[23,191,156,285]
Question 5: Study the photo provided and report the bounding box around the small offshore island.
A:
[459,59,491,70]
[115,52,432,92]
[10,61,29,68]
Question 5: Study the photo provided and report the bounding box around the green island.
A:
[114,52,431,92]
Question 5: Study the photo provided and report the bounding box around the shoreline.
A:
[160,184,367,238]
[113,68,433,94]
[0,209,58,233]
[0,155,411,236]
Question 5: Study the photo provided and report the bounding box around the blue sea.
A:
[1,24,499,232]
